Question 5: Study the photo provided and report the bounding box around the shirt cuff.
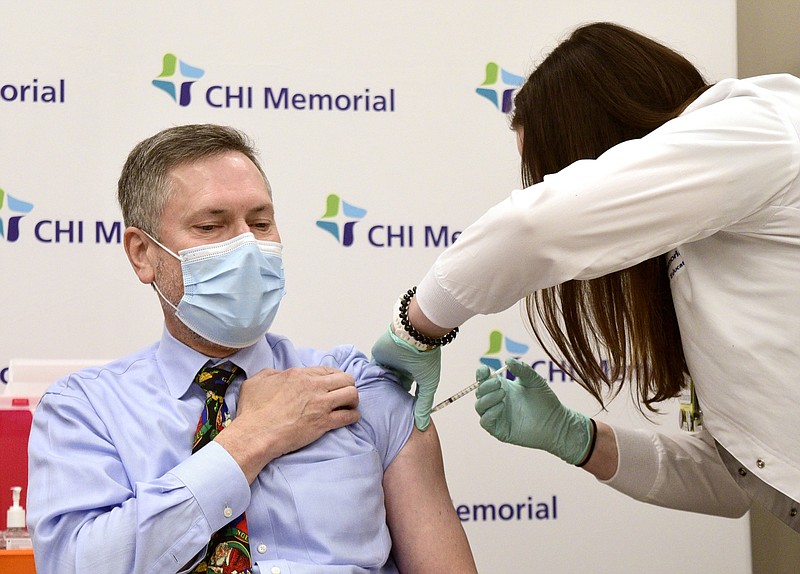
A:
[599,425,660,500]
[169,441,251,532]
[416,266,474,329]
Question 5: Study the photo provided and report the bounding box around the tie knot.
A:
[195,361,242,393]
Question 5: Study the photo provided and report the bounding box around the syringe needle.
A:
[431,364,509,413]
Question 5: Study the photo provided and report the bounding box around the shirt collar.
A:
[156,327,276,398]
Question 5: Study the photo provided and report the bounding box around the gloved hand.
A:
[475,357,592,465]
[371,326,441,431]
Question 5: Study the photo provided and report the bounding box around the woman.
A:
[372,22,800,530]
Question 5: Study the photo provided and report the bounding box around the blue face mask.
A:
[146,231,286,349]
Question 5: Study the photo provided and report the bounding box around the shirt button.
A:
[270,567,281,574]
[257,543,267,553]
[756,459,766,469]
[223,506,233,518]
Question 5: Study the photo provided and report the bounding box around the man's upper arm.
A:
[382,423,477,573]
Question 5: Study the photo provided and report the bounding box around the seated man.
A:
[27,124,477,574]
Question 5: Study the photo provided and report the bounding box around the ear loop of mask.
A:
[151,281,181,313]
[141,230,182,313]
[141,230,181,260]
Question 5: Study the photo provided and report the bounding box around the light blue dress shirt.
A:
[27,329,414,574]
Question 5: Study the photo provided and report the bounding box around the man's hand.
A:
[474,358,592,465]
[216,366,360,482]
[371,327,441,431]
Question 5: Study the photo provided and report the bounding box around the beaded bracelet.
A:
[396,286,459,349]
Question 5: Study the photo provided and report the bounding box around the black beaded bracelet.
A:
[575,418,598,467]
[398,287,459,348]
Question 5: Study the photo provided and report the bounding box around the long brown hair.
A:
[510,22,710,410]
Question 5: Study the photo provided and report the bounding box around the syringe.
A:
[431,364,509,413]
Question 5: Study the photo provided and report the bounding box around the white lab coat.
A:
[417,74,800,520]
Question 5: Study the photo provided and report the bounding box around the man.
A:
[27,124,477,573]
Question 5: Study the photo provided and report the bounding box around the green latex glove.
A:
[371,326,441,431]
[474,357,592,465]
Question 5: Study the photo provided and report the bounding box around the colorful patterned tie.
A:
[191,362,252,574]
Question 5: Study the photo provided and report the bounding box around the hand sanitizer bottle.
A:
[1,486,32,549]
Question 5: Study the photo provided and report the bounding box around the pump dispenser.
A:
[1,486,32,549]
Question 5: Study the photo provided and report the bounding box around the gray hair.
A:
[117,124,269,236]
